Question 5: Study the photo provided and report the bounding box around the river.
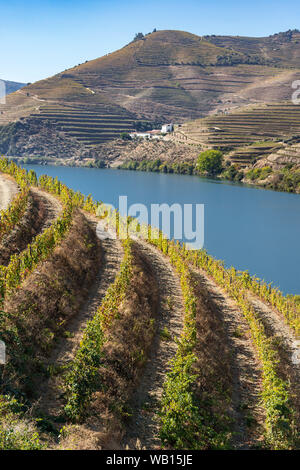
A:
[23,164,300,295]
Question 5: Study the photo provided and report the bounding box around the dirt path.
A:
[0,174,18,210]
[35,216,123,418]
[121,240,184,450]
[30,187,62,229]
[190,266,265,449]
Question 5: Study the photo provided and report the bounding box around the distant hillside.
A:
[1,29,300,156]
[205,29,300,68]
[170,101,300,166]
[1,80,25,95]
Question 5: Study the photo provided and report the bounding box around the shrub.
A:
[247,166,272,181]
[222,164,244,181]
[120,132,132,141]
[197,150,223,176]
[0,396,43,450]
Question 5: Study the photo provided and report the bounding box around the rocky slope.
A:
[96,139,201,167]
[0,118,92,159]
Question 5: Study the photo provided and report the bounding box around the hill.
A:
[170,101,300,165]
[0,29,300,157]
[1,80,25,96]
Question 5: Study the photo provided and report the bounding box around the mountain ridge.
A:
[1,79,25,96]
[0,29,300,156]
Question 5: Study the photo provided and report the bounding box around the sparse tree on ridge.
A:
[133,32,144,41]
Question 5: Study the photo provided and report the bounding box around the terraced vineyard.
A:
[261,141,300,169]
[0,158,299,450]
[171,102,300,165]
[1,29,300,160]
[27,104,137,146]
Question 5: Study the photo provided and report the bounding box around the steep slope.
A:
[206,29,300,68]
[171,102,300,165]
[258,141,300,169]
[0,29,300,157]
[54,29,300,121]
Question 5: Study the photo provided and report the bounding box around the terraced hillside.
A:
[206,29,300,68]
[0,159,299,450]
[1,29,300,158]
[0,94,138,149]
[29,104,136,146]
[171,102,300,166]
[259,141,300,169]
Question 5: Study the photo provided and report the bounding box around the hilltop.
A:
[0,29,300,158]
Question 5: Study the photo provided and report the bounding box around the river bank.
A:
[6,135,300,194]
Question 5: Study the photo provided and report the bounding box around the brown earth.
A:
[96,138,200,167]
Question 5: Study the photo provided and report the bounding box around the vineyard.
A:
[0,157,299,450]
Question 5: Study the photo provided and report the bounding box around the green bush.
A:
[222,164,244,181]
[120,159,196,175]
[197,150,223,176]
[120,132,132,141]
[0,396,43,450]
[246,166,272,181]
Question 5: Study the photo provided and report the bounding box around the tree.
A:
[120,132,131,141]
[197,150,223,176]
[133,32,144,41]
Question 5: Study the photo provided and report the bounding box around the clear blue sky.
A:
[2,0,300,83]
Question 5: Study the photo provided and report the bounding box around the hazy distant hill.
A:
[1,80,25,95]
[1,29,300,154]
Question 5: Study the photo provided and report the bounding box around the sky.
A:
[1,0,300,83]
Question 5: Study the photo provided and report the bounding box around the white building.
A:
[129,130,162,140]
[161,123,174,133]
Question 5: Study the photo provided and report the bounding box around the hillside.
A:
[1,29,300,157]
[206,29,300,68]
[170,102,300,165]
[0,159,300,450]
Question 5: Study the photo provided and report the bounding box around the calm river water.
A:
[23,165,300,295]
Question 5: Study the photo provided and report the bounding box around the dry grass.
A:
[3,30,300,135]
